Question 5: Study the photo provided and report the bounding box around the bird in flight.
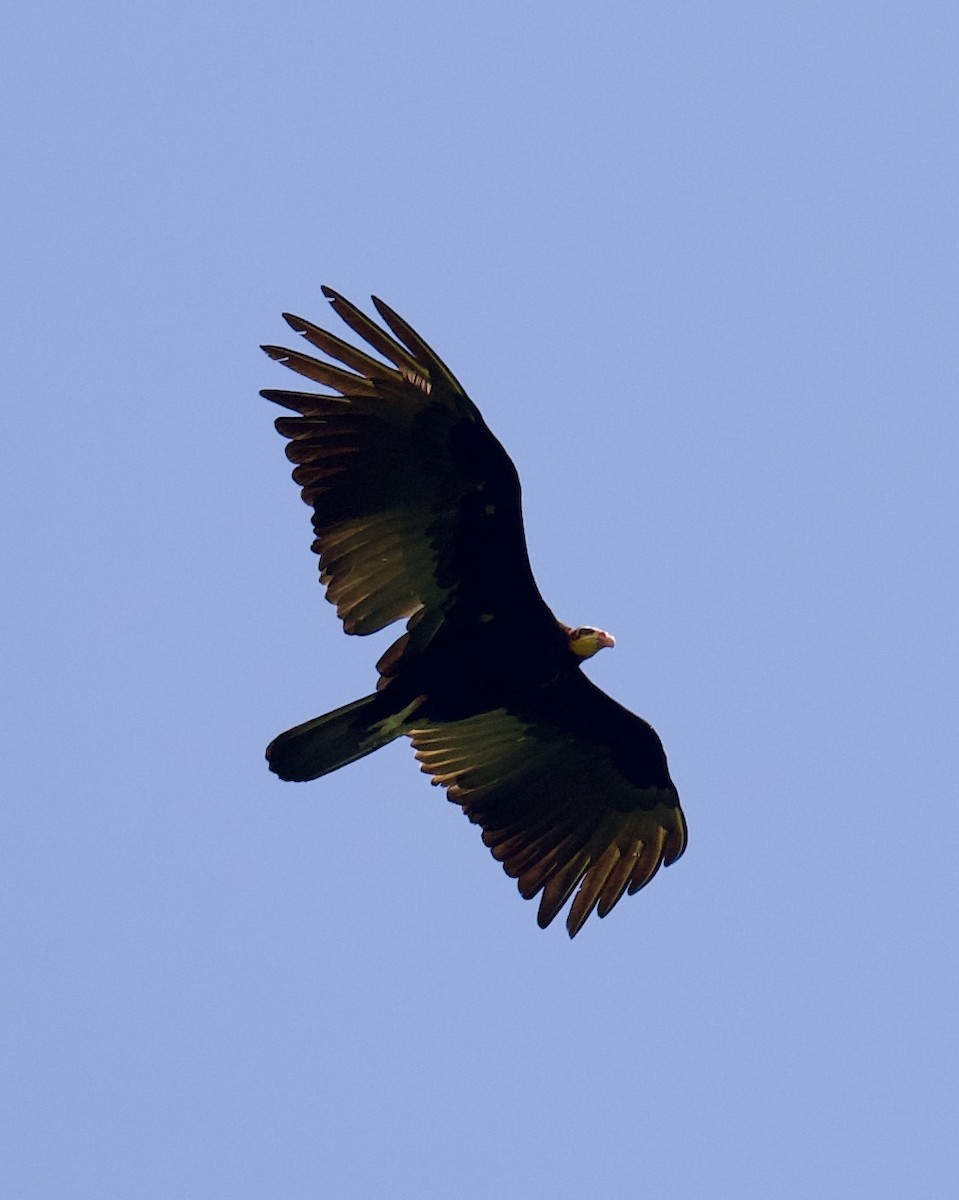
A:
[261,288,686,936]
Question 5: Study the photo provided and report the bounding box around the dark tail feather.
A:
[266,692,415,782]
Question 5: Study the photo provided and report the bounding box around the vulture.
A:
[261,287,686,937]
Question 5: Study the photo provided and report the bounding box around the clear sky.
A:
[4,2,957,1197]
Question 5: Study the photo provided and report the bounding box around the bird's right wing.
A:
[408,672,686,937]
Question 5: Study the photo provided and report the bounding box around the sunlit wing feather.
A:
[408,677,686,937]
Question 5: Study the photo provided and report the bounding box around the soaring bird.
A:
[261,288,686,936]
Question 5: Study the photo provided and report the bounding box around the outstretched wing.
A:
[409,673,685,937]
[262,288,553,641]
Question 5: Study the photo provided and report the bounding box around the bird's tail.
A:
[266,691,424,782]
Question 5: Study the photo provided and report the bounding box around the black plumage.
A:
[261,287,686,936]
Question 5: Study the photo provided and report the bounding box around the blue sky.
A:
[4,2,958,1196]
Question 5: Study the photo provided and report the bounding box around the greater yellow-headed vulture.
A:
[261,287,686,936]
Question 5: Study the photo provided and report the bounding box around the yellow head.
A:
[566,625,616,660]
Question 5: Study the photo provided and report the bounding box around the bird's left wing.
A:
[262,289,552,644]
[408,673,686,936]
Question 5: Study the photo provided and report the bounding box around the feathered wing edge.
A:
[262,287,475,417]
[408,711,686,937]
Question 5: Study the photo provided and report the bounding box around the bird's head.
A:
[564,624,616,660]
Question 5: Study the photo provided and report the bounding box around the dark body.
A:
[261,288,686,936]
